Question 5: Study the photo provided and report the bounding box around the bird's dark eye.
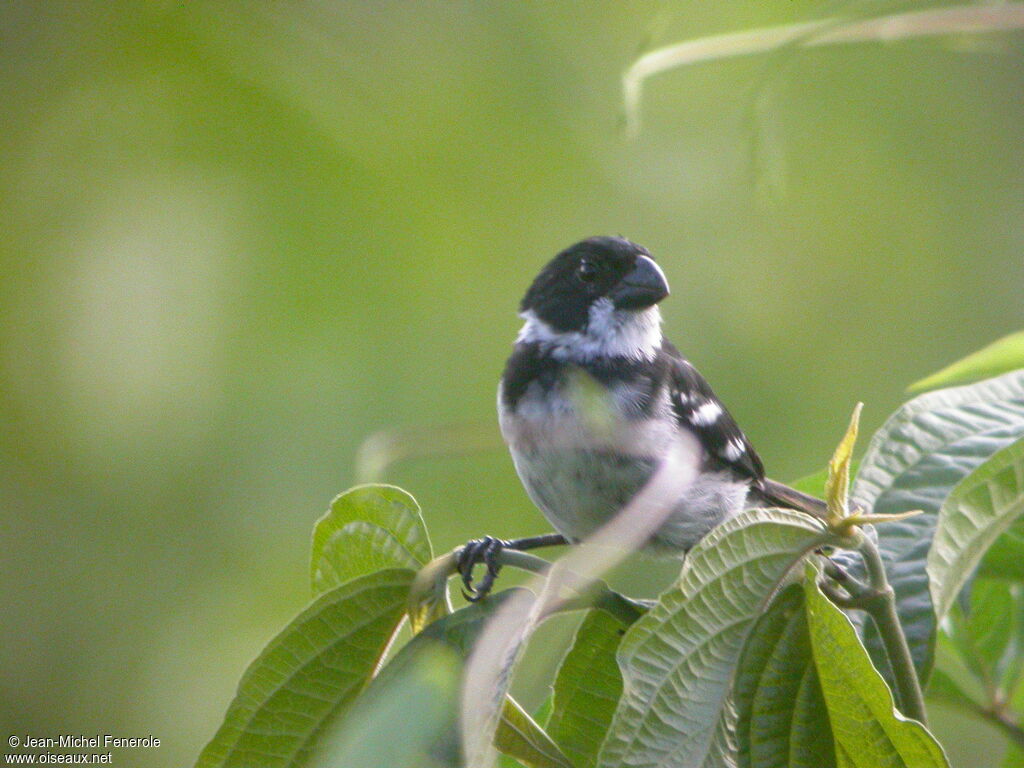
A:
[577,260,599,283]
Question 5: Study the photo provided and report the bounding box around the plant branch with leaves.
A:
[196,333,1024,768]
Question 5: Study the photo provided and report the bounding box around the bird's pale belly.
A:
[510,444,656,542]
[508,440,750,552]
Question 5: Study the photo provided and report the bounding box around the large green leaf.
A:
[851,370,1024,677]
[547,609,626,768]
[734,584,834,768]
[310,484,432,596]
[327,591,572,768]
[803,565,949,768]
[307,642,460,768]
[928,438,1024,621]
[597,508,829,768]
[909,332,1024,393]
[196,568,414,768]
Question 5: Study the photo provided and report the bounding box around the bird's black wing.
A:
[663,341,765,484]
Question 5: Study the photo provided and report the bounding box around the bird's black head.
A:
[520,236,670,332]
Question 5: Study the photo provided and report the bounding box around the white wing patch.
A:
[689,399,723,426]
[721,437,746,462]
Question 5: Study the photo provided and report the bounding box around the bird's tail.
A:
[754,478,829,520]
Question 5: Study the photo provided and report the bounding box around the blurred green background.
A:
[2,2,1022,766]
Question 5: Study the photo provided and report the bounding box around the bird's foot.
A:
[456,536,508,602]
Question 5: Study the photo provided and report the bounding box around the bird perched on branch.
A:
[458,236,826,599]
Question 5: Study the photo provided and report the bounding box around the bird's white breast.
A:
[499,377,748,550]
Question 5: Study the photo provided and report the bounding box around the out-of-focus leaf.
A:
[308,642,459,768]
[547,609,627,768]
[909,331,1024,393]
[310,484,432,596]
[979,517,1024,581]
[196,569,414,768]
[851,370,1024,679]
[954,580,1016,687]
[803,565,949,768]
[790,468,829,498]
[499,695,556,768]
[999,586,1024,697]
[597,509,829,768]
[534,695,554,728]
[496,698,573,768]
[927,630,989,711]
[928,438,1024,621]
[942,579,1024,719]
[340,591,571,768]
[926,666,981,713]
[734,583,834,768]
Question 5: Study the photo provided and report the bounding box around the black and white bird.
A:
[458,236,826,599]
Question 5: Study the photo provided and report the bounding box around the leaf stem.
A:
[856,533,929,725]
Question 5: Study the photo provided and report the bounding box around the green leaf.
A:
[501,695,556,768]
[533,694,554,728]
[803,565,949,768]
[826,403,862,522]
[928,438,1024,621]
[1003,744,1024,768]
[790,468,829,497]
[496,698,573,768]
[196,569,414,768]
[333,591,572,768]
[851,370,1024,678]
[789,462,859,503]
[939,579,1024,715]
[310,484,432,596]
[927,629,989,712]
[956,580,1016,688]
[909,331,1024,393]
[547,610,626,768]
[734,584,834,768]
[979,517,1024,581]
[926,666,981,713]
[597,508,829,768]
[791,665,834,767]
[307,641,460,768]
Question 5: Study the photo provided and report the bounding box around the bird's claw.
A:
[456,536,508,602]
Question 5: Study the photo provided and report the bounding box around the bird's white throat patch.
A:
[517,300,663,361]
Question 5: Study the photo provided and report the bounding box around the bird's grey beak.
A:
[609,255,670,310]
